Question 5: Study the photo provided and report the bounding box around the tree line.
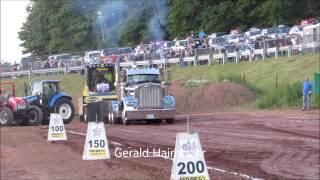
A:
[19,0,319,56]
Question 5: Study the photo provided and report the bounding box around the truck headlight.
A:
[164,99,173,105]
[126,101,135,106]
[163,96,175,106]
[126,100,138,107]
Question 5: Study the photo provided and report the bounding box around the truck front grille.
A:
[135,84,163,109]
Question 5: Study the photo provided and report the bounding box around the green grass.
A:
[257,81,302,108]
[170,54,319,88]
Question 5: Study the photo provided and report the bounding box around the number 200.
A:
[178,161,205,175]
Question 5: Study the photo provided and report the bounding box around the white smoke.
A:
[97,0,130,47]
[95,0,169,47]
[148,0,169,41]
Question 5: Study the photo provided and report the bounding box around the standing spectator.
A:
[111,54,117,63]
[199,30,206,38]
[136,41,144,60]
[149,41,155,53]
[291,35,298,45]
[54,61,58,68]
[138,41,144,54]
[190,31,195,39]
[302,76,313,111]
[158,45,165,60]
[201,39,207,48]
[44,60,50,68]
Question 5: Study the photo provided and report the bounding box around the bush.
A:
[311,93,320,107]
[181,79,210,89]
[258,81,302,108]
[218,74,263,95]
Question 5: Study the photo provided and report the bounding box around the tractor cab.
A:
[24,80,75,124]
[80,63,118,123]
[29,80,61,106]
[83,63,116,96]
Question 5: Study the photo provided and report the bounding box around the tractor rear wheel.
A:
[26,105,43,126]
[0,107,13,126]
[53,98,75,124]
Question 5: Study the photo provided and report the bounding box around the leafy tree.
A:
[19,0,50,55]
[19,0,320,57]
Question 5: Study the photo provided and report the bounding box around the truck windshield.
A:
[127,74,160,86]
[88,67,115,94]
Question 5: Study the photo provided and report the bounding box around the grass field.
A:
[170,53,319,89]
[4,53,320,108]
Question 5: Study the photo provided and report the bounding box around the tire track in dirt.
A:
[44,128,264,180]
[3,110,318,179]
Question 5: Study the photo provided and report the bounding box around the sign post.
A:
[171,132,210,180]
[48,113,67,141]
[83,122,110,160]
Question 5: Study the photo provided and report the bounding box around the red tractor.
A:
[0,82,43,126]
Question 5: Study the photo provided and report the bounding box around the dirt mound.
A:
[169,81,256,113]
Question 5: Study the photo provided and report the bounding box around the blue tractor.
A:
[24,80,75,124]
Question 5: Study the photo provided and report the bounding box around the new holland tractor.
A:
[0,81,43,126]
[79,62,176,125]
[24,80,75,124]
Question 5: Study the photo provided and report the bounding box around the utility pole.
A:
[97,11,105,47]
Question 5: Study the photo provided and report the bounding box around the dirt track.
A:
[1,110,319,180]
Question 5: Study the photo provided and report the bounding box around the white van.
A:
[53,54,71,64]
[303,23,320,45]
[84,50,101,63]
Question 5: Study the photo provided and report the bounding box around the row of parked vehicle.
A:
[15,18,319,69]
[20,54,82,70]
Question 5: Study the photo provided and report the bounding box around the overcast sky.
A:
[1,0,30,64]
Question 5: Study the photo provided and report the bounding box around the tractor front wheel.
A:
[26,105,43,126]
[0,107,13,126]
[54,98,75,124]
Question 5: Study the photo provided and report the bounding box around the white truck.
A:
[116,67,176,125]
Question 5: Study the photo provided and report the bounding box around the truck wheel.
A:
[122,113,129,125]
[27,105,43,126]
[123,119,129,126]
[166,119,174,124]
[80,107,87,123]
[0,107,13,126]
[108,111,115,124]
[107,104,118,124]
[53,98,75,124]
[109,111,118,124]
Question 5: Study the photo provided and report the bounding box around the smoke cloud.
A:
[97,0,129,47]
[147,0,169,41]
[94,0,169,47]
